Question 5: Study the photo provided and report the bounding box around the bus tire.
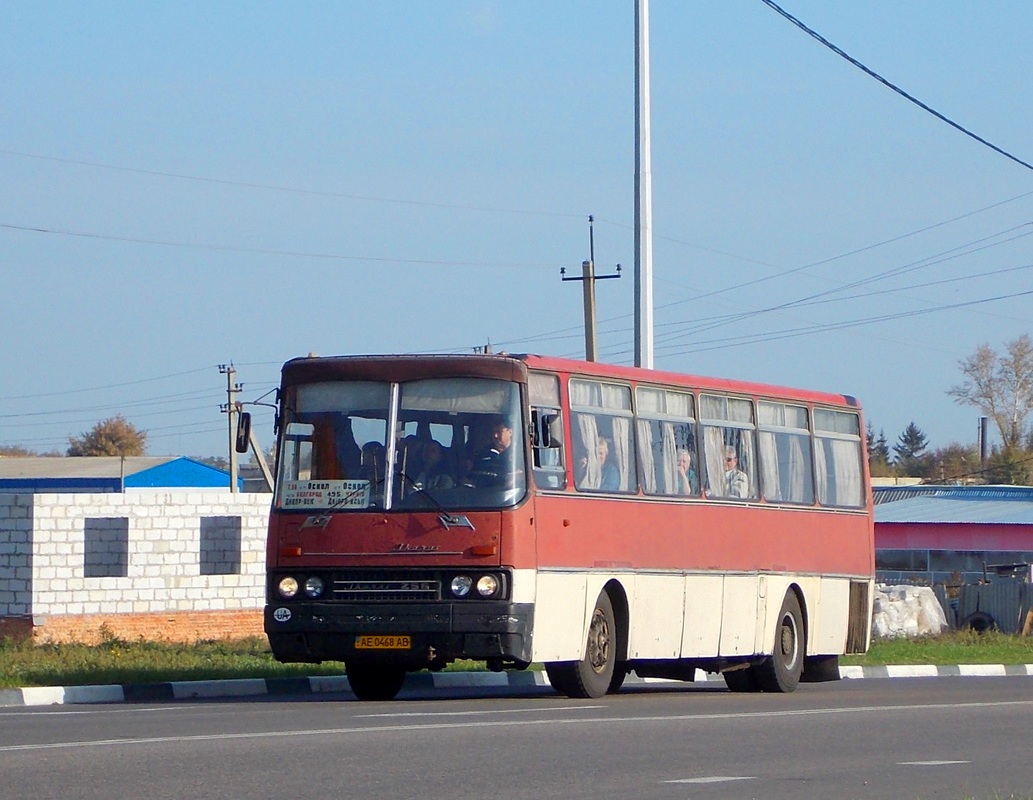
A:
[346,663,406,701]
[545,591,617,699]
[723,665,761,693]
[802,655,840,683]
[755,591,804,693]
[608,662,629,694]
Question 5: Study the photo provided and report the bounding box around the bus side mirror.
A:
[235,411,252,453]
[544,413,562,448]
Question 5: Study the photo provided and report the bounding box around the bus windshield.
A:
[275,376,526,512]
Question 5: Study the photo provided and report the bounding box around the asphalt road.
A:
[1,677,1031,800]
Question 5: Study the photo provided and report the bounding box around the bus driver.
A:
[464,417,515,488]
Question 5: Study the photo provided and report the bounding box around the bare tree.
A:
[0,445,38,456]
[948,334,1033,450]
[67,415,147,456]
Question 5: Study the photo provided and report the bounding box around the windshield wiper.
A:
[300,478,384,529]
[397,471,476,531]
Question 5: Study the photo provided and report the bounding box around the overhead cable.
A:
[760,0,1033,171]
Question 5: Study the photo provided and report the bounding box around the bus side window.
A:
[531,407,566,489]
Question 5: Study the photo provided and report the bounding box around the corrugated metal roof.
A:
[0,457,177,479]
[874,484,1033,525]
[0,457,239,491]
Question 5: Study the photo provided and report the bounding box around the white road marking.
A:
[1,699,1030,754]
[898,760,971,766]
[0,706,183,717]
[359,705,605,718]
[665,776,755,784]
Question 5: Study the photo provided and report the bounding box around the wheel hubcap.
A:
[779,613,799,669]
[587,608,611,674]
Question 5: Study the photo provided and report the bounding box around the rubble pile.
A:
[872,584,948,639]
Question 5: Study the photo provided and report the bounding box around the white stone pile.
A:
[872,584,948,639]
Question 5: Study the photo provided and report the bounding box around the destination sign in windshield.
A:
[280,480,371,509]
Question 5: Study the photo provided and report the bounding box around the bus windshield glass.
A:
[275,377,526,512]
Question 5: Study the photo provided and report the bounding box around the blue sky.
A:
[2,2,1032,462]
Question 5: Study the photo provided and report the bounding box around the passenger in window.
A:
[414,439,455,490]
[723,446,749,498]
[579,436,620,491]
[398,435,423,475]
[360,441,386,483]
[464,417,515,488]
[676,448,698,495]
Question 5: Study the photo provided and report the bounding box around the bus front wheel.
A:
[755,591,804,693]
[545,591,617,699]
[346,663,406,701]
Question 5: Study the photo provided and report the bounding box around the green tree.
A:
[193,455,229,470]
[948,334,1033,450]
[893,421,929,477]
[67,415,147,456]
[984,445,1033,486]
[866,423,892,477]
[920,443,979,484]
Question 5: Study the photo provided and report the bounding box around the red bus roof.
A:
[518,353,859,408]
[281,352,859,410]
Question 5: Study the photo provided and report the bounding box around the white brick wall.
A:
[0,492,271,620]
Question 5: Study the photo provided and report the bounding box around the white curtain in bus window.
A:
[636,386,696,496]
[573,412,601,490]
[814,408,863,507]
[636,419,657,492]
[700,394,756,500]
[635,387,662,492]
[529,372,561,406]
[570,379,635,493]
[611,416,632,491]
[758,402,814,504]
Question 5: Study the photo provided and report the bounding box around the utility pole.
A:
[561,216,621,361]
[978,416,989,469]
[219,364,242,493]
[245,415,274,492]
[634,0,655,368]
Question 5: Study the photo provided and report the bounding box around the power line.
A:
[0,148,584,220]
[0,389,224,420]
[0,366,215,401]
[649,223,1033,347]
[0,222,561,270]
[656,285,1033,356]
[760,0,1033,171]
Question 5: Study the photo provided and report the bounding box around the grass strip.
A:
[2,630,1033,690]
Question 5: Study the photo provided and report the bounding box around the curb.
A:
[3,665,1033,708]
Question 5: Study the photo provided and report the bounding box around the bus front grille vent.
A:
[331,578,439,602]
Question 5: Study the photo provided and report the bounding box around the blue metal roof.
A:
[874,485,1033,525]
[0,456,241,492]
[124,457,238,489]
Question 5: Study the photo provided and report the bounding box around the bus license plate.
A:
[355,635,411,650]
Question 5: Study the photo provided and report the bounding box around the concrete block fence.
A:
[0,491,271,643]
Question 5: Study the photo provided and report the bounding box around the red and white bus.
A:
[262,353,874,700]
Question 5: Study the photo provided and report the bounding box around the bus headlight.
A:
[476,575,500,597]
[450,575,473,597]
[304,576,325,598]
[278,576,299,599]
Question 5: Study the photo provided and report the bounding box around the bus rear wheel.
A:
[723,665,761,693]
[346,663,406,701]
[755,591,804,693]
[545,591,616,699]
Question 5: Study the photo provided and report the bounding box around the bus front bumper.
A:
[264,601,534,666]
